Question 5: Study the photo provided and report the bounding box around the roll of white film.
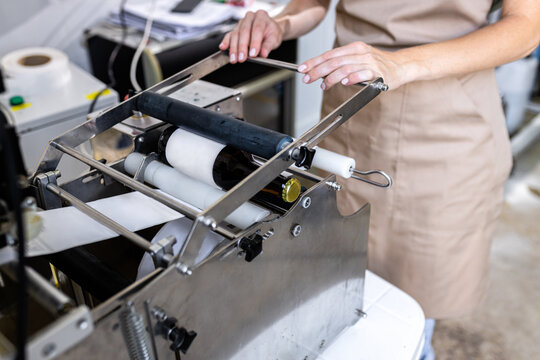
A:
[0,47,71,96]
[124,153,270,229]
[165,128,225,187]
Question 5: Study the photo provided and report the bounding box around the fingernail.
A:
[249,48,257,57]
[303,75,310,83]
[321,82,326,90]
[238,52,245,61]
[230,53,236,62]
[341,78,349,85]
[219,42,224,48]
[298,64,307,72]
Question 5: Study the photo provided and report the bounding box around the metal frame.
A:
[31,50,383,271]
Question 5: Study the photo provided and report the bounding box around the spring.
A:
[119,302,154,360]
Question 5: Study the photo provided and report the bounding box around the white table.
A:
[319,271,425,360]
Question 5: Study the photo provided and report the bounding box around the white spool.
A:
[165,128,225,187]
[311,147,355,178]
[164,128,356,180]
[124,153,270,229]
[0,47,71,96]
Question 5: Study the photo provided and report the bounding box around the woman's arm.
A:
[299,0,540,90]
[219,0,330,63]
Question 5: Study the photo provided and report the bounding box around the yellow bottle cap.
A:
[282,178,301,203]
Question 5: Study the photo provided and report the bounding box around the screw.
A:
[325,181,342,191]
[262,229,274,240]
[176,263,193,276]
[200,216,217,229]
[77,318,89,330]
[151,306,168,321]
[42,343,56,357]
[291,224,302,237]
[355,309,367,318]
[22,197,37,209]
[301,197,311,208]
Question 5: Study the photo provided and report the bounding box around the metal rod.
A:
[350,169,392,188]
[50,142,236,240]
[46,183,152,251]
[247,57,389,91]
[3,265,73,314]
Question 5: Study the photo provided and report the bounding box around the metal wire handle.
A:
[350,168,392,188]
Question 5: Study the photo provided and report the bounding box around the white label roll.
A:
[165,128,225,187]
[0,47,71,96]
[124,153,270,229]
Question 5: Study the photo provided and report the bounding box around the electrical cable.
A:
[129,0,158,92]
[0,105,27,360]
[88,0,129,115]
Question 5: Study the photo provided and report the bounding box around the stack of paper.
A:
[109,0,236,41]
[108,0,284,42]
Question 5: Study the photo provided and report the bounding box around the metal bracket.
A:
[149,235,177,268]
[34,171,62,209]
[134,153,159,182]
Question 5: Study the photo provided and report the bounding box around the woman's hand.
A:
[298,41,413,91]
[219,10,284,64]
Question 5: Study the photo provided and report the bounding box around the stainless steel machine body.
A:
[0,51,385,359]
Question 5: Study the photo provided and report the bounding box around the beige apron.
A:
[320,0,512,318]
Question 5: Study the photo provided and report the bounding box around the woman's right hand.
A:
[219,10,284,64]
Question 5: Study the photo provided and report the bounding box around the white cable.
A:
[129,0,157,92]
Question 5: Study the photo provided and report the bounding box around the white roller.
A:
[311,147,355,178]
[124,153,270,230]
[165,128,225,187]
[164,128,355,179]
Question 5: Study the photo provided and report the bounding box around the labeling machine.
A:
[0,52,390,359]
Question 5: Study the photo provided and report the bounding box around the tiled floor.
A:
[432,129,540,359]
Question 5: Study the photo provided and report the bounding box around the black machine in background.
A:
[86,26,297,134]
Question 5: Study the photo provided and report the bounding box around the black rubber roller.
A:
[135,92,293,159]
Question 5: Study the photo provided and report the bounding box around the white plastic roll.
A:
[124,153,270,229]
[0,47,71,96]
[310,147,355,178]
[165,128,225,187]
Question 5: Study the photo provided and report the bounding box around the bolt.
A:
[262,229,274,240]
[151,306,168,321]
[77,318,89,330]
[291,224,302,237]
[200,216,217,229]
[23,197,37,209]
[301,197,311,208]
[216,105,221,112]
[355,309,367,318]
[176,263,193,276]
[42,343,56,358]
[325,181,342,191]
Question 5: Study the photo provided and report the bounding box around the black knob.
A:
[239,234,263,262]
[169,327,197,353]
[155,317,197,354]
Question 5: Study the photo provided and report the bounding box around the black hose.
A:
[88,0,128,115]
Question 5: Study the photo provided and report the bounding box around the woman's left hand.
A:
[298,41,411,91]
